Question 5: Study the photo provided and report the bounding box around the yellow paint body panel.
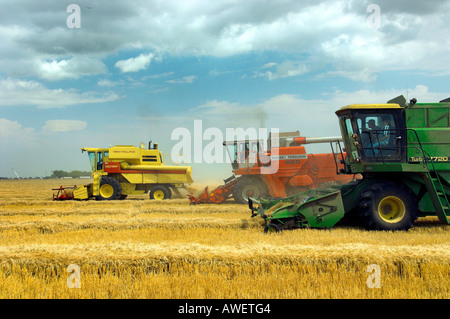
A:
[92,172,101,196]
[120,182,145,195]
[120,171,193,185]
[120,162,189,171]
[109,145,163,166]
[121,173,145,184]
[73,184,89,200]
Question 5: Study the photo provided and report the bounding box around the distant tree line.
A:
[51,170,91,178]
[0,170,91,180]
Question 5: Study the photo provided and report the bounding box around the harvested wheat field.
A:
[0,179,448,299]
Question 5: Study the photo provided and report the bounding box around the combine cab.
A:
[250,96,450,231]
[53,141,193,201]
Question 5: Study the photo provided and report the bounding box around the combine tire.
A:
[233,177,269,204]
[358,181,418,230]
[98,176,122,200]
[150,185,170,200]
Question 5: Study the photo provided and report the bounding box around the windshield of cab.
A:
[88,152,96,172]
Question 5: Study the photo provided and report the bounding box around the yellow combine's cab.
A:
[72,141,193,200]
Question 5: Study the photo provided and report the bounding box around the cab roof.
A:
[336,103,402,115]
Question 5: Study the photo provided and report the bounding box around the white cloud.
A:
[0,78,121,108]
[42,120,87,133]
[97,79,124,87]
[0,118,34,137]
[256,61,311,81]
[142,72,174,80]
[262,62,277,69]
[0,118,37,150]
[0,1,449,81]
[321,69,378,83]
[115,53,154,73]
[151,87,169,93]
[166,75,197,84]
[37,56,107,81]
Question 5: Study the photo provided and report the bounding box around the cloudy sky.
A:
[1,0,449,181]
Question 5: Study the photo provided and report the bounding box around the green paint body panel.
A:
[249,189,346,229]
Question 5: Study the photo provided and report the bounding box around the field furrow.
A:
[0,179,448,299]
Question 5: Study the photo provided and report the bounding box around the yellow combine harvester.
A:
[53,141,193,200]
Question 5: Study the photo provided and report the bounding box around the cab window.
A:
[237,142,249,163]
[88,152,96,172]
[345,118,354,135]
[97,152,103,171]
[355,112,402,161]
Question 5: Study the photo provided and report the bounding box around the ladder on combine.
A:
[424,159,450,224]
[408,130,449,224]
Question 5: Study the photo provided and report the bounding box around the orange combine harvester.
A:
[188,131,360,204]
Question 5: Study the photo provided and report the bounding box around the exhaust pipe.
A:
[293,136,342,145]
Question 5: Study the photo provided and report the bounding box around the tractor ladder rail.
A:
[408,128,449,224]
[423,155,450,224]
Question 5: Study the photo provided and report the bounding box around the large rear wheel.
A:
[358,181,418,230]
[98,176,122,200]
[233,177,269,204]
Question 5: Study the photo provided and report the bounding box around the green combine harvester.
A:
[249,96,450,231]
